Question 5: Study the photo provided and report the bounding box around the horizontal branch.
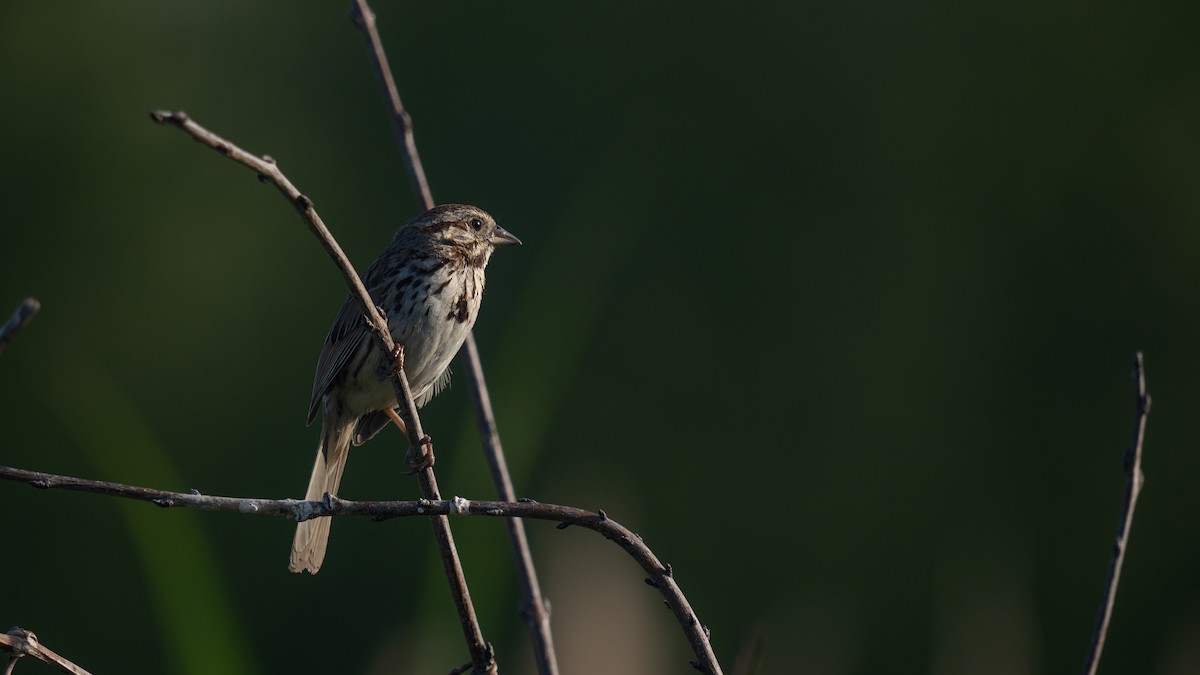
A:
[0,464,583,523]
[0,464,716,669]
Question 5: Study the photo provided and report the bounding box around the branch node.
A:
[291,499,315,523]
[663,563,674,577]
[644,577,659,588]
[597,508,608,521]
[450,496,471,515]
[348,2,373,28]
[0,297,42,356]
[555,521,570,530]
[148,109,187,125]
[152,498,175,508]
[6,627,37,655]
[294,194,313,211]
[690,660,702,671]
[322,491,343,513]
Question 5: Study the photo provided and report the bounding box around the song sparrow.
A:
[289,204,520,574]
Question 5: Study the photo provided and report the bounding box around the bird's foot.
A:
[404,434,435,473]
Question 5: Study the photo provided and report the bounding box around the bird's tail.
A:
[289,420,356,574]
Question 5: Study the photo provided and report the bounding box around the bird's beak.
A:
[490,226,522,247]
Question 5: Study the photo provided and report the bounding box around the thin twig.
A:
[1082,352,1151,675]
[348,0,433,209]
[0,627,92,675]
[461,341,560,663]
[150,110,494,675]
[0,462,715,662]
[0,298,40,356]
[347,3,562,673]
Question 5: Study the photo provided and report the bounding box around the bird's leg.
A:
[380,344,435,470]
[386,407,435,471]
[385,407,408,435]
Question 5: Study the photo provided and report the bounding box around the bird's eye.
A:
[470,218,484,231]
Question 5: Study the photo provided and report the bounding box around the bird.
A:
[290,204,520,574]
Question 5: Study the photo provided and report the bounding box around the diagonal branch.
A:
[348,3,562,673]
[0,462,715,668]
[0,298,40,356]
[0,627,91,675]
[149,110,495,675]
[1082,352,1151,675]
[348,0,433,210]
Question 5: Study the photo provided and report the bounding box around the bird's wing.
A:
[307,293,371,425]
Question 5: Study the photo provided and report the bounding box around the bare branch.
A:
[1082,352,1151,675]
[0,627,92,675]
[460,340,561,666]
[0,298,40,356]
[347,3,562,672]
[348,0,433,210]
[150,110,494,675]
[0,462,714,661]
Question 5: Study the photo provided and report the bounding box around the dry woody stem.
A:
[0,627,91,675]
[0,462,713,669]
[1081,352,1151,675]
[347,2,563,673]
[149,109,495,675]
[0,298,40,356]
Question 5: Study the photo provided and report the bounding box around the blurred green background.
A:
[2,1,1198,674]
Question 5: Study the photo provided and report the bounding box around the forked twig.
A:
[149,110,495,675]
[0,298,40,356]
[0,627,91,675]
[348,2,562,672]
[1082,352,1151,675]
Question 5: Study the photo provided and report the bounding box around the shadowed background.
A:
[2,2,1199,674]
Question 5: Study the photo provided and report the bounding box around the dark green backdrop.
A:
[2,2,1198,674]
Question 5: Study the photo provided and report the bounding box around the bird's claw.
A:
[404,434,435,473]
[389,344,405,377]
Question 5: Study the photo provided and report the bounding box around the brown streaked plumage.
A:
[290,204,520,574]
